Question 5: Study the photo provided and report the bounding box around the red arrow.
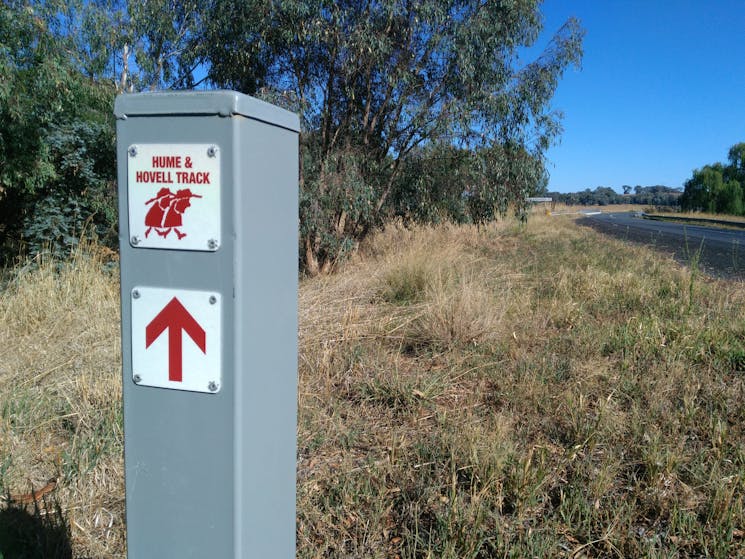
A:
[146,297,206,382]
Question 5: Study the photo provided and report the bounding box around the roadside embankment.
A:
[2,217,745,557]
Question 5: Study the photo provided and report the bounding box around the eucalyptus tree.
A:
[0,2,119,260]
[125,0,205,90]
[2,0,584,271]
[197,0,583,273]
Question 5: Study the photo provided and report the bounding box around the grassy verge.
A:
[0,244,123,558]
[670,211,745,225]
[2,216,745,557]
[549,203,648,214]
[297,216,745,558]
[644,211,745,231]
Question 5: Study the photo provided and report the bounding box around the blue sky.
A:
[532,1,745,193]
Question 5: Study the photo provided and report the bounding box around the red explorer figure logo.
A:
[128,144,221,252]
[144,188,202,239]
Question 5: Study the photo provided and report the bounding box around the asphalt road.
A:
[578,212,745,280]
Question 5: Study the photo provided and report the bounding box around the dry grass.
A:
[296,216,745,558]
[671,211,745,224]
[3,215,745,557]
[548,203,644,214]
[0,244,123,557]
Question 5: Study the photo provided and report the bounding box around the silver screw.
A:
[208,381,218,392]
[133,374,142,383]
[131,236,141,246]
[207,146,217,158]
[209,295,217,305]
[132,289,140,299]
[208,238,219,250]
[128,146,137,157]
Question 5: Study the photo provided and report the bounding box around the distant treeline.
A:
[547,185,682,206]
[680,143,745,215]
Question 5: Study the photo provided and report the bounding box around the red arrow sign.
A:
[146,297,206,382]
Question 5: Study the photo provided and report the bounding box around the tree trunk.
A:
[304,236,320,276]
[119,44,130,93]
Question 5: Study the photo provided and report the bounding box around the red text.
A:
[152,156,182,168]
[136,171,174,183]
[176,171,210,184]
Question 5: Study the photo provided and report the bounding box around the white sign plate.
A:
[127,144,221,251]
[131,287,222,394]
